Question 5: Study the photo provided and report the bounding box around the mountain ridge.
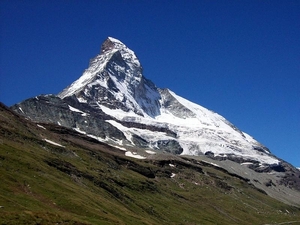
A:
[55,37,278,165]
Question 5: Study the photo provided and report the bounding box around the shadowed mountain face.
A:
[1,102,300,224]
[8,37,300,209]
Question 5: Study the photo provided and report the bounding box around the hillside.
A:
[1,102,300,224]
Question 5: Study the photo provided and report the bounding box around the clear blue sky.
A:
[1,0,299,167]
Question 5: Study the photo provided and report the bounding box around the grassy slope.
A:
[0,103,300,225]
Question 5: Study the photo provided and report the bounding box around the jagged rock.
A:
[156,140,183,155]
[11,95,127,142]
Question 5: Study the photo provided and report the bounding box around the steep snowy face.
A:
[157,89,276,164]
[58,37,161,117]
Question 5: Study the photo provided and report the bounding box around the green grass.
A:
[1,105,300,224]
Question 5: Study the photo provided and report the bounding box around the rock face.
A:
[13,95,126,142]
[59,37,161,118]
[12,37,282,169]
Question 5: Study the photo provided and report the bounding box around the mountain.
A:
[13,37,278,165]
[1,102,300,224]
[10,37,300,206]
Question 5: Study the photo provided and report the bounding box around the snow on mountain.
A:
[59,37,139,98]
[99,89,278,165]
[59,37,160,118]
[56,37,280,165]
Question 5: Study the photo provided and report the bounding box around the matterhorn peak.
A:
[101,37,126,53]
[58,37,161,117]
[55,37,280,166]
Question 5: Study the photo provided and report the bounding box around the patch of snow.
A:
[86,134,123,147]
[106,119,171,146]
[19,107,24,113]
[145,150,156,154]
[37,124,46,130]
[57,122,61,126]
[241,162,254,165]
[169,164,175,167]
[73,128,86,134]
[68,105,88,116]
[171,173,176,178]
[101,106,145,121]
[77,97,87,103]
[69,105,83,113]
[111,145,127,151]
[125,151,146,159]
[108,37,125,45]
[43,139,65,148]
[202,160,220,168]
[105,120,134,145]
[87,134,106,142]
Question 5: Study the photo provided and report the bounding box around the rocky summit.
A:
[11,37,300,207]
